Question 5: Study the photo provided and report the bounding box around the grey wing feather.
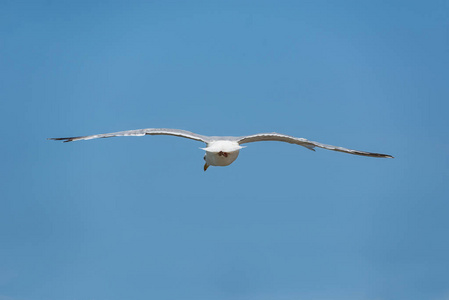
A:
[237,133,393,158]
[48,128,210,143]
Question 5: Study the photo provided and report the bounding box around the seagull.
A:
[49,128,393,170]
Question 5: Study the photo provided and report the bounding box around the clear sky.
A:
[1,1,448,300]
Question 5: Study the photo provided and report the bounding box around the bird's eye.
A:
[203,155,206,161]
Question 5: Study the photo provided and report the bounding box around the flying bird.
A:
[49,128,393,170]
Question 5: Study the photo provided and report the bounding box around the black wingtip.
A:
[374,153,394,158]
[47,137,74,143]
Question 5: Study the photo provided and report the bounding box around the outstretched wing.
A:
[237,133,393,158]
[48,128,210,144]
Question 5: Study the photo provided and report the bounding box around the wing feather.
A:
[237,133,393,158]
[48,128,210,143]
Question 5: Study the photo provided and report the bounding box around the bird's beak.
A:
[203,163,209,171]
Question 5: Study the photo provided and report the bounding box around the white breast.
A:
[201,141,244,167]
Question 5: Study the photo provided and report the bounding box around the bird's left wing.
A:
[237,133,393,158]
[48,128,210,143]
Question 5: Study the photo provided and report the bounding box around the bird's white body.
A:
[201,141,243,168]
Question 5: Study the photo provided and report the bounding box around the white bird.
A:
[49,128,393,171]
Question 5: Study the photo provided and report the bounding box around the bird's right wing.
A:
[237,132,393,158]
[48,128,210,143]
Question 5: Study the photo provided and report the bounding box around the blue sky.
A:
[1,1,448,300]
